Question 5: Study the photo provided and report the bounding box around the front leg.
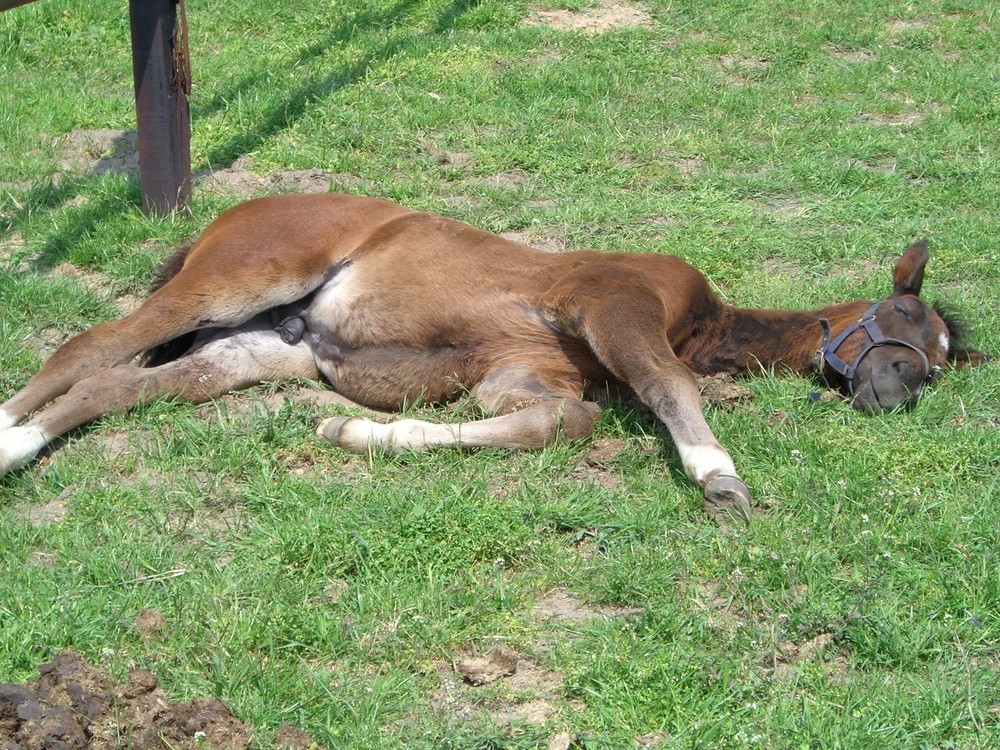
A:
[633,365,752,524]
[544,270,751,524]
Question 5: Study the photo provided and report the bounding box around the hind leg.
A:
[317,399,600,455]
[316,364,599,454]
[1,256,327,432]
[0,325,318,475]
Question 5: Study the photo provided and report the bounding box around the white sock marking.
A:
[335,417,459,455]
[676,442,737,485]
[0,408,17,431]
[0,425,50,474]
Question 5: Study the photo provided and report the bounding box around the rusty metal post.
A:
[128,0,191,215]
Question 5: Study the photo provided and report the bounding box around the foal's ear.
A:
[892,239,930,296]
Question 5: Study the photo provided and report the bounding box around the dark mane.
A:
[933,301,967,359]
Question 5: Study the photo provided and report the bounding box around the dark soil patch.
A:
[273,724,315,750]
[0,651,266,749]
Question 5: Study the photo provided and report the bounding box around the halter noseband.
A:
[811,302,935,395]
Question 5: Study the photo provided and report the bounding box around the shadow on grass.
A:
[3,0,482,271]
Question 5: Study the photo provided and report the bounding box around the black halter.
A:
[811,302,935,395]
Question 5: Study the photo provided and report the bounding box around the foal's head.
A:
[816,240,987,412]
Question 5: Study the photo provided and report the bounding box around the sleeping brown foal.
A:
[0,194,985,522]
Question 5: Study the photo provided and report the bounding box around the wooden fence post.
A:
[128,0,191,215]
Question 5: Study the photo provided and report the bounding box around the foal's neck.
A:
[680,299,873,377]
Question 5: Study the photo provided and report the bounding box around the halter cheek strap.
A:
[811,302,934,395]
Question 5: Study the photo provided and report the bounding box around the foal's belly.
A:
[307,338,476,409]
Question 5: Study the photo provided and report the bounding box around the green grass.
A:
[2,0,999,748]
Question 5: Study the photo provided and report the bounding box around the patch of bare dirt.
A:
[132,608,167,640]
[422,143,475,170]
[635,733,669,749]
[885,18,929,34]
[711,54,772,86]
[499,228,568,253]
[533,587,645,624]
[199,164,330,197]
[441,195,482,210]
[260,385,391,418]
[533,589,598,623]
[435,647,570,727]
[54,262,144,316]
[11,486,74,527]
[0,230,26,258]
[761,257,806,276]
[0,650,286,750]
[759,196,812,221]
[568,437,626,490]
[91,428,140,462]
[826,46,875,63]
[667,156,705,176]
[457,646,519,686]
[525,1,653,34]
[194,155,378,200]
[274,724,315,750]
[691,582,751,640]
[767,632,851,682]
[869,110,925,128]
[54,130,139,178]
[480,171,531,190]
[26,552,60,569]
[49,129,376,205]
[843,157,899,176]
[696,373,753,409]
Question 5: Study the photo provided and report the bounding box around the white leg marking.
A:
[675,442,737,486]
[0,425,50,475]
[325,417,459,456]
[0,408,17,431]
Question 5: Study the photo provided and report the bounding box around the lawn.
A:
[1,1,998,748]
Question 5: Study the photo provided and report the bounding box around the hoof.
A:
[703,475,752,525]
[315,416,360,446]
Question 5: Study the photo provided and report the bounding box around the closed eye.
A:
[893,303,911,321]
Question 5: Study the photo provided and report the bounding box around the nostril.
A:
[892,359,916,377]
